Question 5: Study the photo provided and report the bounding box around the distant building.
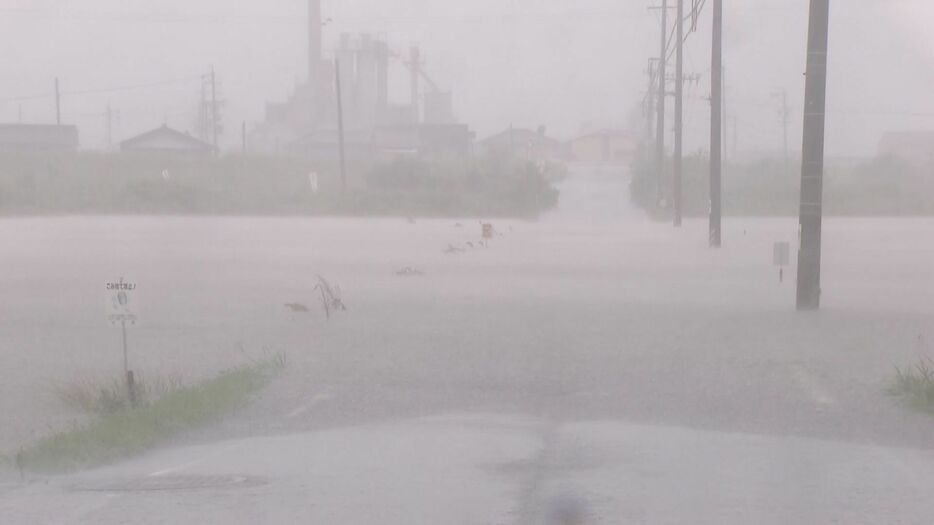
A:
[568,130,638,165]
[480,127,567,162]
[878,131,934,167]
[0,124,79,152]
[120,125,214,157]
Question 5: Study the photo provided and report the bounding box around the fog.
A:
[3,2,934,524]
[3,1,934,155]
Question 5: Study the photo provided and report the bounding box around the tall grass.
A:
[17,355,284,474]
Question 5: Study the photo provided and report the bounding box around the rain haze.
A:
[1,1,934,524]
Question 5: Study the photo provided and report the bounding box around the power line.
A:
[0,76,202,103]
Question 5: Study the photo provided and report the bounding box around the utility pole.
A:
[54,77,61,125]
[655,0,668,206]
[335,59,348,196]
[210,66,219,156]
[645,58,657,152]
[709,0,722,247]
[673,0,684,227]
[773,89,791,170]
[796,0,830,311]
[104,104,120,149]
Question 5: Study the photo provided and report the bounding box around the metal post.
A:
[796,0,830,311]
[709,0,723,247]
[655,0,668,205]
[121,320,133,405]
[335,59,348,195]
[121,320,129,377]
[673,0,684,227]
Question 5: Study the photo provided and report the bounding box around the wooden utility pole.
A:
[796,0,830,311]
[335,59,347,195]
[673,0,684,227]
[709,0,723,247]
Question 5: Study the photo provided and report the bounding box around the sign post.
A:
[774,242,791,283]
[106,278,138,406]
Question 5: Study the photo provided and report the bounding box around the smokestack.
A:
[308,0,322,86]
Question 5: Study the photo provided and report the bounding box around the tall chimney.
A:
[308,0,322,86]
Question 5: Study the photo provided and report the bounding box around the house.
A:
[120,125,215,156]
[0,124,79,152]
[878,131,934,167]
[480,127,566,162]
[568,130,638,165]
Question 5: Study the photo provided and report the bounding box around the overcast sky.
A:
[1,0,933,158]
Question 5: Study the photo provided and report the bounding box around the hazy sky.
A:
[1,0,933,158]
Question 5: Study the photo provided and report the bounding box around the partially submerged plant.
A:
[314,275,346,320]
[890,356,934,412]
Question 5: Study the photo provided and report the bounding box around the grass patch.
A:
[17,354,285,474]
[889,357,934,413]
[54,372,185,416]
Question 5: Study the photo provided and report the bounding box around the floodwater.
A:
[2,167,934,522]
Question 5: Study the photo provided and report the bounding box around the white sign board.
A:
[106,278,138,324]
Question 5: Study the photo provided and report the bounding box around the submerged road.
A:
[2,166,934,523]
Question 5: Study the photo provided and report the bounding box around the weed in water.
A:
[889,357,934,412]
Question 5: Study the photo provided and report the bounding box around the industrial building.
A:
[252,0,470,160]
[0,124,79,153]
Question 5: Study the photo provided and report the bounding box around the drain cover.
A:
[73,474,265,492]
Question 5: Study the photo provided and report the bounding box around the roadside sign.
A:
[106,278,138,325]
[773,242,791,267]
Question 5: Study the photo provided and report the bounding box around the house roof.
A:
[120,125,214,152]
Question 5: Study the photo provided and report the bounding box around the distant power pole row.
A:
[643,0,830,311]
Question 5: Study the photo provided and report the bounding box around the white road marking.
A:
[148,443,244,477]
[286,392,333,419]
